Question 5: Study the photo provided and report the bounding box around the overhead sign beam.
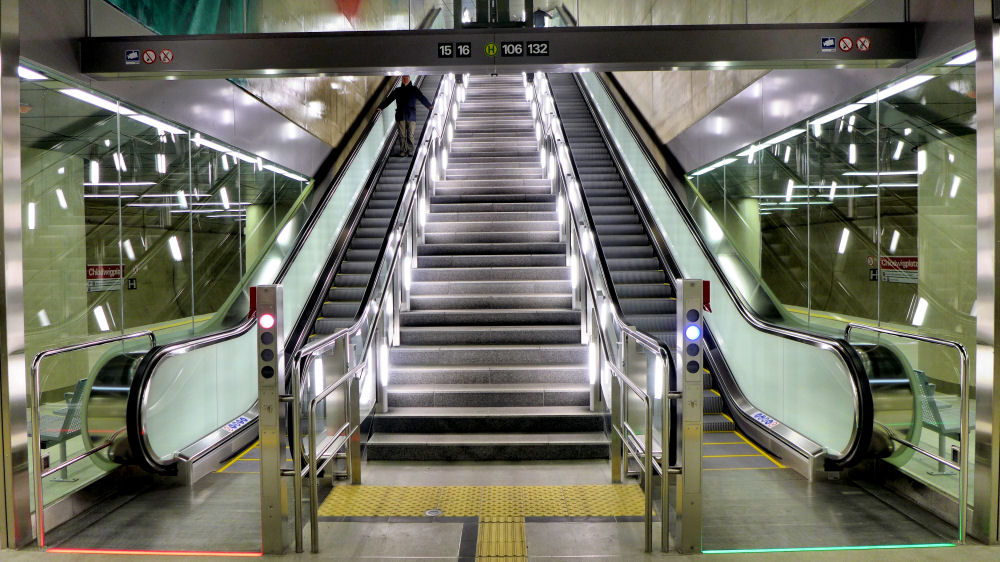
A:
[80,24,916,79]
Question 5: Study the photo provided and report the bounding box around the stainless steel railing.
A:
[29,330,156,547]
[530,72,682,553]
[285,73,460,553]
[844,323,969,543]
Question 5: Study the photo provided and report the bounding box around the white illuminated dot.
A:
[259,313,275,330]
[685,325,702,341]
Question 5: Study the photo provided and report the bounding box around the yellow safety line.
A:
[734,431,786,469]
[710,389,721,396]
[703,454,762,458]
[705,466,784,471]
[217,440,259,473]
[720,412,735,423]
[705,442,746,445]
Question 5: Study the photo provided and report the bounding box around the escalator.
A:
[82,76,445,477]
[547,72,915,471]
[547,74,735,434]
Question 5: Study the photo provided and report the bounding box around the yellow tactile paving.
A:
[317,484,646,518]
[476,516,526,560]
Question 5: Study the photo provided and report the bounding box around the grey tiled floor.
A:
[16,456,994,560]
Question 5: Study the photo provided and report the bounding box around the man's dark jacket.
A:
[378,84,432,122]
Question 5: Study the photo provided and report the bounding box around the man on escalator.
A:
[376,75,434,157]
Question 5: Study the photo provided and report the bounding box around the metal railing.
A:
[285,73,460,553]
[844,323,969,543]
[531,72,683,553]
[29,330,156,547]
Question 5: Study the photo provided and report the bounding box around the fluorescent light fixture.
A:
[950,175,961,198]
[813,121,822,137]
[37,309,50,327]
[60,89,134,115]
[812,104,865,126]
[379,342,390,386]
[893,141,904,160]
[220,187,231,210]
[90,160,100,184]
[869,183,919,188]
[904,127,912,136]
[104,139,111,147]
[785,179,794,202]
[736,128,805,158]
[57,167,65,175]
[112,152,127,172]
[858,75,934,104]
[221,154,230,171]
[849,143,857,164]
[829,181,838,201]
[588,341,598,384]
[946,49,976,66]
[262,164,308,182]
[690,158,737,176]
[176,190,187,209]
[948,152,955,163]
[168,235,183,261]
[123,239,136,260]
[83,182,155,187]
[192,133,231,153]
[783,146,791,163]
[843,170,917,176]
[17,66,47,80]
[83,194,139,199]
[93,306,111,332]
[228,151,257,164]
[889,230,900,253]
[847,115,856,133]
[156,153,167,174]
[913,297,928,326]
[27,202,36,230]
[128,114,186,135]
[55,189,67,209]
[838,228,850,254]
[917,150,927,174]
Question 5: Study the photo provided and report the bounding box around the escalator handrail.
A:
[283,75,443,374]
[535,76,672,367]
[125,80,409,472]
[576,71,874,466]
[293,75,457,371]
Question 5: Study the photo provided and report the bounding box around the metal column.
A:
[0,0,31,549]
[973,0,1000,544]
[255,285,292,555]
[674,279,703,554]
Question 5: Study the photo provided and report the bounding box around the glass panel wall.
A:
[105,0,452,33]
[686,48,976,504]
[19,63,310,505]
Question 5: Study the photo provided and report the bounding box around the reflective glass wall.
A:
[685,49,976,501]
[19,64,310,499]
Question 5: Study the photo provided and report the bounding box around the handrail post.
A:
[611,372,623,483]
[348,374,362,485]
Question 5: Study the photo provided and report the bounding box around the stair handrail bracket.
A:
[286,73,459,554]
[530,71,688,554]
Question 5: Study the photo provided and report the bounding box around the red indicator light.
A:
[258,313,275,330]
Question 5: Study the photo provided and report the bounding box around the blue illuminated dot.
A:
[685,324,702,341]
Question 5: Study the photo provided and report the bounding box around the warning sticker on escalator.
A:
[752,412,779,429]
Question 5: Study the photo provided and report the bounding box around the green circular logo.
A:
[485,42,498,56]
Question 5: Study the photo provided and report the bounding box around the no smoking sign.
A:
[159,49,174,64]
[142,49,156,64]
[838,36,853,52]
[857,36,871,52]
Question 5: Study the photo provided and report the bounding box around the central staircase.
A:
[368,74,609,461]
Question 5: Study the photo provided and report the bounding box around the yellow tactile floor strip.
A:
[477,516,526,560]
[317,484,646,518]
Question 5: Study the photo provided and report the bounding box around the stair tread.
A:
[369,432,609,444]
[388,383,589,393]
[377,406,598,417]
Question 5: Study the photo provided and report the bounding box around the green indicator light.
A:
[702,543,956,555]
